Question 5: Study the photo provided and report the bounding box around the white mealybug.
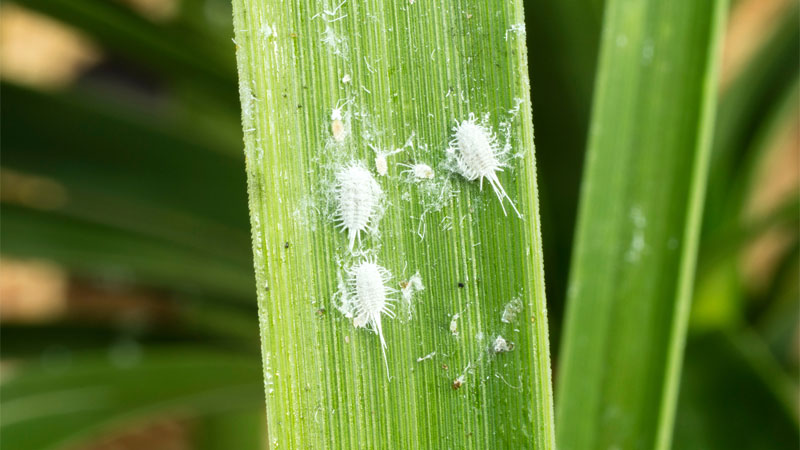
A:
[348,260,395,374]
[449,313,460,336]
[492,335,514,353]
[335,164,382,251]
[331,120,345,142]
[448,114,521,217]
[330,99,352,142]
[399,162,435,180]
[370,144,403,177]
[375,155,388,176]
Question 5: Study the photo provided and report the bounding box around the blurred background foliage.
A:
[0,0,797,448]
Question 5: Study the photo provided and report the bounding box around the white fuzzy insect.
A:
[492,335,513,353]
[448,114,521,217]
[369,144,403,176]
[399,162,434,180]
[400,271,425,303]
[330,98,352,142]
[347,260,395,374]
[375,154,388,176]
[335,164,382,251]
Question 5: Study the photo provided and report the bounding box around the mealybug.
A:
[492,335,514,353]
[375,155,388,176]
[449,313,460,336]
[330,99,352,142]
[399,162,435,180]
[400,271,425,303]
[449,114,521,217]
[335,164,382,251]
[370,144,403,177]
[348,260,396,374]
[331,119,346,142]
[501,297,523,323]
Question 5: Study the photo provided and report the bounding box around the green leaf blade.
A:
[232,0,554,448]
[555,1,728,449]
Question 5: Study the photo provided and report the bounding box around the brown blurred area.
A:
[721,0,799,302]
[720,0,793,91]
[67,418,193,450]
[0,3,101,89]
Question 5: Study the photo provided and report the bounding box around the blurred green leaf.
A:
[2,82,256,299]
[195,409,267,450]
[0,348,263,450]
[2,206,254,300]
[2,299,259,359]
[756,244,799,373]
[2,82,247,226]
[703,4,799,233]
[674,331,799,449]
[555,0,727,449]
[693,75,799,330]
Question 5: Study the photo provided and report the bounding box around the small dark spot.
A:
[457,282,465,288]
[265,286,270,292]
[297,104,303,109]
[452,378,463,390]
[284,241,290,249]
[282,93,287,98]
[441,364,449,371]
[316,308,326,316]
[476,277,481,284]
[466,432,473,438]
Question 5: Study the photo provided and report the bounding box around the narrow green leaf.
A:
[2,206,254,300]
[674,331,799,449]
[0,349,262,450]
[556,1,727,449]
[757,244,800,371]
[2,83,256,299]
[692,80,800,330]
[2,83,246,224]
[1,317,257,358]
[231,0,554,447]
[703,5,799,235]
